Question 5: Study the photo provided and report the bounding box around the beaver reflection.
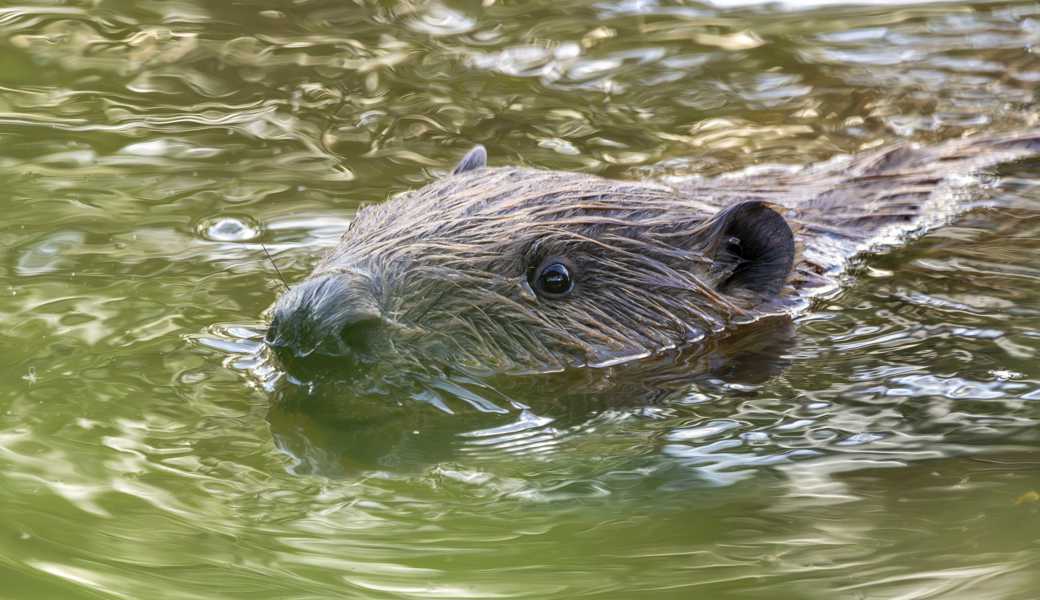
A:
[266,132,1040,380]
[267,319,795,474]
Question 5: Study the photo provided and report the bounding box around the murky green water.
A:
[2,0,1040,598]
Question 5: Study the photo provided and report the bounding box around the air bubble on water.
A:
[198,217,260,242]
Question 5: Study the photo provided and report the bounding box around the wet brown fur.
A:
[268,131,1040,376]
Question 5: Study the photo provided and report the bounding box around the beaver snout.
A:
[265,273,383,363]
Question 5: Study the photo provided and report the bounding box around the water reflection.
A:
[2,0,1040,598]
[257,318,797,475]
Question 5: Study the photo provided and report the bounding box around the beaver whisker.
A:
[562,304,651,349]
[260,242,290,293]
[613,291,687,330]
[505,320,555,359]
[457,319,532,371]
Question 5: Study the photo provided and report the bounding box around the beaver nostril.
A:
[263,270,386,365]
[339,316,383,356]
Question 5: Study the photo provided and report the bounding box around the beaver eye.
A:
[535,262,573,297]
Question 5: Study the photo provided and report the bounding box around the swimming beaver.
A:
[265,132,1040,377]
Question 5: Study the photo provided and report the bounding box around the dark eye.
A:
[534,261,574,297]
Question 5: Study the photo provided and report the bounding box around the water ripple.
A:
[2,1,1040,598]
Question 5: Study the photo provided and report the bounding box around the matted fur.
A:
[266,131,1040,376]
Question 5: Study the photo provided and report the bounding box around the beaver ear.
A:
[707,201,795,298]
[452,145,487,175]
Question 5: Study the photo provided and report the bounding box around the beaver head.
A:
[265,146,796,377]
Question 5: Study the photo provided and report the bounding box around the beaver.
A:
[264,131,1040,377]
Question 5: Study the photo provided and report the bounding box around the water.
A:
[2,0,1040,598]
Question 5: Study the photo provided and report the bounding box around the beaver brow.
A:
[527,198,674,216]
[531,227,645,253]
[533,216,663,228]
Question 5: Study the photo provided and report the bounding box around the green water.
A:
[2,0,1040,598]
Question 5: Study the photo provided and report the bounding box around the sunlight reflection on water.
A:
[0,0,1039,597]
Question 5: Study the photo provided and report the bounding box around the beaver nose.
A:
[265,273,382,360]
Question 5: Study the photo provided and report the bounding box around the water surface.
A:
[2,0,1040,598]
